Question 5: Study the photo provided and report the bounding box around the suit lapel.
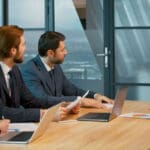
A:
[0,66,10,96]
[10,69,18,106]
[0,65,15,107]
[33,55,56,95]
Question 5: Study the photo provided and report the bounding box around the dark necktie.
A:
[8,70,15,99]
[48,69,56,95]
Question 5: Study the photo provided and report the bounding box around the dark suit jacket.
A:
[0,105,2,119]
[0,65,52,122]
[20,55,95,105]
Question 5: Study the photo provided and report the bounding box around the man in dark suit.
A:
[0,25,71,123]
[21,31,113,108]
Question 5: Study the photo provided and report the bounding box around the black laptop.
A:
[77,87,128,122]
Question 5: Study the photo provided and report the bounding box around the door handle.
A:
[96,47,110,68]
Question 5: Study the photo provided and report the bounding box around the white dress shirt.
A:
[0,61,11,95]
[40,56,54,72]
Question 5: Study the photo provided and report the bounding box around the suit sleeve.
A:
[0,97,40,122]
[0,104,2,119]
[61,68,96,98]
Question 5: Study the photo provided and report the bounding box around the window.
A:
[115,0,150,101]
[24,30,44,62]
[8,0,45,28]
[115,0,150,27]
[115,29,150,83]
[8,0,46,62]
[0,0,3,25]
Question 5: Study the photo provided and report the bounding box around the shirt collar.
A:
[39,56,54,72]
[0,61,11,75]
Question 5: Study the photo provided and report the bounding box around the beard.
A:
[14,57,23,63]
[13,51,24,64]
[49,57,64,64]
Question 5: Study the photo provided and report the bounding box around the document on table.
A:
[120,112,150,119]
[9,123,38,132]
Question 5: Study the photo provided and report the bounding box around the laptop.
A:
[0,104,60,144]
[77,87,128,122]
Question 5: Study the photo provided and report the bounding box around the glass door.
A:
[114,0,150,101]
[54,0,110,95]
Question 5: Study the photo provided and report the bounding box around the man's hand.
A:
[52,102,81,122]
[0,119,10,136]
[70,103,80,114]
[61,101,81,114]
[52,106,68,122]
[81,98,107,109]
[94,93,114,104]
[81,93,114,109]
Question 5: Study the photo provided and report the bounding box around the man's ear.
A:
[9,47,17,57]
[47,49,54,57]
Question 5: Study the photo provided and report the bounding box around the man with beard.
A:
[0,25,74,123]
[21,31,113,108]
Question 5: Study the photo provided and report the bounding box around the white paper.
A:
[9,123,38,132]
[103,103,113,109]
[66,90,89,111]
[66,97,81,111]
[120,112,150,119]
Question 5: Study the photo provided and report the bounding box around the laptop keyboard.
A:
[78,112,110,121]
[9,131,33,141]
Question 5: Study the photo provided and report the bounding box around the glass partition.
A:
[55,0,104,93]
[115,0,150,27]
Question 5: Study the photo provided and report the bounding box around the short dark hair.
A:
[38,31,65,57]
[0,25,24,58]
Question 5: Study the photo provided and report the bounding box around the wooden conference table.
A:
[0,100,150,150]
